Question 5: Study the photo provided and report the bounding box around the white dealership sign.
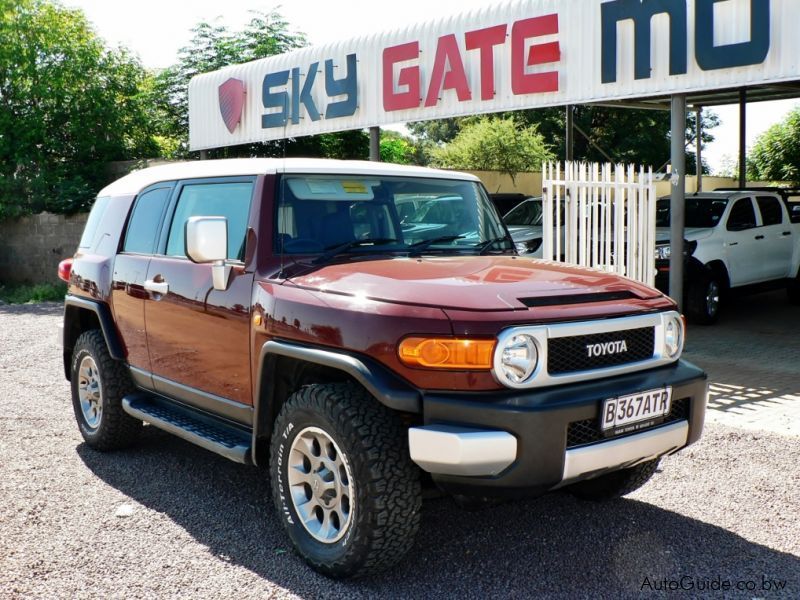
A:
[189,0,797,151]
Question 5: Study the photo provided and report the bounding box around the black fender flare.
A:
[63,295,126,378]
[252,340,422,465]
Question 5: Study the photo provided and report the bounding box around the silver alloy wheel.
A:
[287,426,355,543]
[77,356,103,430]
[706,280,720,316]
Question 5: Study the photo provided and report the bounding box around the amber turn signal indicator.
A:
[398,337,495,370]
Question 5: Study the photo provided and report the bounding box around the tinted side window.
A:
[727,198,756,231]
[123,188,171,254]
[79,196,112,249]
[756,196,783,226]
[166,181,253,260]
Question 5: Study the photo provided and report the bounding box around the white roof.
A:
[98,158,479,197]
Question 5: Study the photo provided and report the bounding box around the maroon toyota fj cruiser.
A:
[59,158,707,578]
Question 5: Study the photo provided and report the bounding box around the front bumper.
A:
[409,360,707,498]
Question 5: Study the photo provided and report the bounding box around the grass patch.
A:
[0,283,67,304]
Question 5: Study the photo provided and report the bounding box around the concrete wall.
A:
[0,212,89,285]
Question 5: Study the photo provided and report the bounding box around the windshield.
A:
[504,199,543,226]
[276,175,510,256]
[656,197,729,228]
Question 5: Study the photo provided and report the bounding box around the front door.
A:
[144,177,256,413]
[111,184,174,376]
[724,197,761,287]
[756,195,794,280]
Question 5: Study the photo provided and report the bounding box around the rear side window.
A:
[166,181,253,260]
[78,196,112,249]
[756,196,783,226]
[123,188,172,254]
[727,198,757,231]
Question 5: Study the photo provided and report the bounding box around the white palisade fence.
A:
[542,162,657,287]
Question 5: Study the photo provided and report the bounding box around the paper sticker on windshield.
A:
[342,181,367,194]
[307,180,340,195]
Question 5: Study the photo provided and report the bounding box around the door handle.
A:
[728,242,739,246]
[144,278,169,295]
[755,235,765,240]
[782,231,792,236]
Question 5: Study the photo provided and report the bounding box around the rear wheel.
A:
[686,275,721,325]
[269,382,421,579]
[70,330,142,450]
[567,458,661,501]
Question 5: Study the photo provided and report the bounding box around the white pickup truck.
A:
[655,190,800,324]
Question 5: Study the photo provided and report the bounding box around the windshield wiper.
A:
[312,238,399,265]
[407,235,464,256]
[475,236,512,255]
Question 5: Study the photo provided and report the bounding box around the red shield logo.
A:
[218,78,246,133]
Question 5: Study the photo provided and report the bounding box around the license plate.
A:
[601,387,672,434]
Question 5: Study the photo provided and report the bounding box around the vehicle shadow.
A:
[77,428,799,599]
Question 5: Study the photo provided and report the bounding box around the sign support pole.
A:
[696,106,703,192]
[738,89,747,188]
[369,126,381,162]
[669,94,686,311]
[566,106,574,161]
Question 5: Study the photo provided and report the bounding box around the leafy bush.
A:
[429,116,554,183]
[0,283,67,304]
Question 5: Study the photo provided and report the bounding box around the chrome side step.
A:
[122,394,252,464]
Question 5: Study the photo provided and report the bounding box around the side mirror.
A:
[185,216,231,291]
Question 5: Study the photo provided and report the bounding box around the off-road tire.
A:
[686,275,721,325]
[70,330,142,450]
[269,382,421,579]
[567,458,661,501]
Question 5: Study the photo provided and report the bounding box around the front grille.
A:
[547,327,655,375]
[566,397,690,449]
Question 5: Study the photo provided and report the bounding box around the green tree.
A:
[747,107,800,183]
[0,0,159,217]
[149,12,307,157]
[150,11,373,161]
[429,116,554,183]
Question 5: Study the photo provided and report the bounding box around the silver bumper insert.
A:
[408,425,517,476]
[562,421,689,482]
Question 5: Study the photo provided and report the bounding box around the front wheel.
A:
[686,276,721,325]
[269,383,421,579]
[567,458,661,501]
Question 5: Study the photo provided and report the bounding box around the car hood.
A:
[285,256,663,311]
[656,227,714,243]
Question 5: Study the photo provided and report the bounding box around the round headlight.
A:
[664,316,684,359]
[496,334,538,385]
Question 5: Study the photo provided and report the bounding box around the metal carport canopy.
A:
[188,0,800,308]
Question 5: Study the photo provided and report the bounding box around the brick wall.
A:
[0,212,89,285]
